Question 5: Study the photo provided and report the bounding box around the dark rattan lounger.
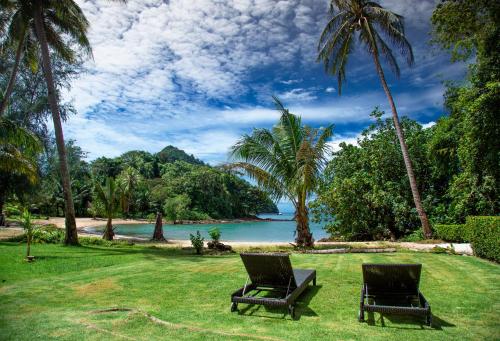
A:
[359,263,432,326]
[230,252,316,319]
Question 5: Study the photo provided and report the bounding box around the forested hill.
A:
[33,142,278,220]
[156,145,205,165]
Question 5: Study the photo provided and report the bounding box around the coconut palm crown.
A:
[317,0,432,238]
[317,0,414,94]
[230,97,333,247]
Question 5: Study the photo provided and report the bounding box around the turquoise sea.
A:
[87,212,328,242]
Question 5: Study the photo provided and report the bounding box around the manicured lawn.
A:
[0,242,499,340]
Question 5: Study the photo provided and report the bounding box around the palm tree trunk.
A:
[152,212,166,241]
[0,32,25,115]
[295,193,314,247]
[0,196,5,227]
[372,53,432,238]
[33,4,78,245]
[103,216,114,240]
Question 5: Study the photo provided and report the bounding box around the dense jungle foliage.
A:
[311,0,499,240]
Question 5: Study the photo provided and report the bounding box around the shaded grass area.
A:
[0,242,499,340]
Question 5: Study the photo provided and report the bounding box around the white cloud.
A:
[421,121,436,129]
[60,0,452,164]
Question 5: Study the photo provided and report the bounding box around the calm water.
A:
[87,213,327,242]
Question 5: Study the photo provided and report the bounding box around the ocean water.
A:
[87,212,328,242]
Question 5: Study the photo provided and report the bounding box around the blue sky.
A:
[64,0,466,164]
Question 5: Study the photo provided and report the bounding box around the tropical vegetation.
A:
[317,0,432,237]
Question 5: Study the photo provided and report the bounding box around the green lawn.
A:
[0,242,499,340]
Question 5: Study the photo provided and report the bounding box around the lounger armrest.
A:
[231,283,257,298]
[285,270,316,304]
[418,291,430,309]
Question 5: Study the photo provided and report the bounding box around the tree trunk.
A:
[26,232,31,258]
[33,4,78,245]
[295,195,314,247]
[372,53,432,238]
[0,32,25,115]
[103,216,114,240]
[0,198,5,227]
[152,212,166,241]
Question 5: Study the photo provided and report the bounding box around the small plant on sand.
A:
[147,213,156,224]
[208,227,221,244]
[189,230,204,255]
[21,209,36,261]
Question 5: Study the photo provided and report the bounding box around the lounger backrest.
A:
[362,263,421,295]
[240,253,297,288]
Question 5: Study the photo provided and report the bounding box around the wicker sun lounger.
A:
[359,263,432,326]
[230,253,316,319]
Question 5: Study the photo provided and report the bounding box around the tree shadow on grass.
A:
[236,285,321,320]
[366,311,455,331]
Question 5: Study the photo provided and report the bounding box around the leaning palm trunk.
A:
[33,5,78,245]
[0,32,25,115]
[103,216,114,241]
[372,53,432,238]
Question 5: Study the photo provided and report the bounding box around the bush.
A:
[7,224,64,244]
[4,203,21,217]
[433,224,471,242]
[401,229,425,242]
[468,216,500,262]
[208,227,221,243]
[79,237,134,247]
[146,213,156,223]
[189,230,204,254]
[32,225,65,244]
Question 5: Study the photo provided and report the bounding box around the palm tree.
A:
[0,0,40,115]
[230,98,333,247]
[317,0,432,237]
[0,0,126,245]
[117,166,140,218]
[94,177,118,241]
[0,116,42,225]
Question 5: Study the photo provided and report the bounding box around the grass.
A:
[0,242,499,340]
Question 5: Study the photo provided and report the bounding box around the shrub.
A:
[32,226,65,244]
[401,229,425,242]
[433,224,471,242]
[146,213,156,223]
[189,231,204,255]
[208,227,221,243]
[468,216,500,262]
[79,237,134,247]
[4,203,21,217]
[9,224,65,244]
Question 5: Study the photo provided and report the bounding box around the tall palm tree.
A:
[94,177,118,241]
[0,0,40,115]
[0,116,42,225]
[317,0,432,237]
[230,98,333,247]
[1,0,126,245]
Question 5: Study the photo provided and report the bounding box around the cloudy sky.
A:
[64,0,465,164]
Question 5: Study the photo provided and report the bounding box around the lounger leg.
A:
[231,302,238,312]
[426,311,432,326]
[288,305,296,319]
[313,277,317,286]
[358,285,365,322]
